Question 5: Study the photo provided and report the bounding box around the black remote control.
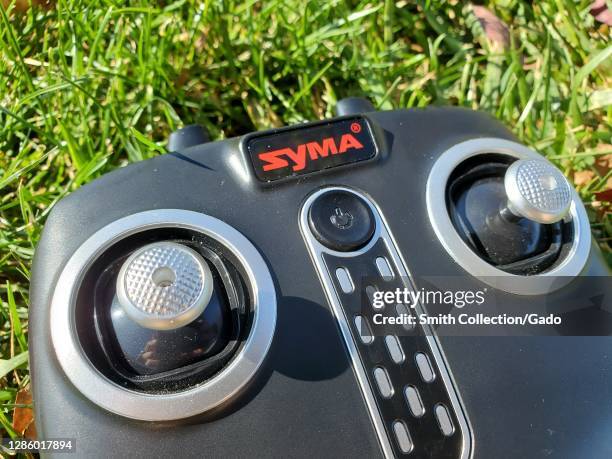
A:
[29,98,612,458]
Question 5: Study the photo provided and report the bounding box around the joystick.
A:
[116,242,214,330]
[502,159,572,224]
[29,101,610,458]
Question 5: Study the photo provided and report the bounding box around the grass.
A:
[0,0,610,441]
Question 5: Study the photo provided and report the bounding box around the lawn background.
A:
[0,0,611,441]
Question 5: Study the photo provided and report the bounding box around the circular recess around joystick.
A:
[49,210,277,421]
[427,138,592,294]
[445,155,573,275]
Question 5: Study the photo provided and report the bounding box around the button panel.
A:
[300,187,471,459]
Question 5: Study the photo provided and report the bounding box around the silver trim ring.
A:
[426,138,591,295]
[50,209,277,421]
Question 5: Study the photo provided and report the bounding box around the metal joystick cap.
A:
[504,159,572,224]
[116,242,214,330]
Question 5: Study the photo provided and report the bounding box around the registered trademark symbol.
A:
[350,122,362,133]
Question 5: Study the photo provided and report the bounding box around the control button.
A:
[354,316,374,344]
[116,242,213,330]
[167,124,210,151]
[404,386,425,418]
[396,303,415,331]
[375,256,394,280]
[366,285,382,309]
[308,190,375,252]
[335,97,375,116]
[384,335,405,363]
[373,367,394,398]
[392,421,414,454]
[415,352,436,383]
[335,267,354,293]
[434,403,455,436]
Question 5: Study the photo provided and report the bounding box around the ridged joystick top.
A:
[116,242,213,330]
[504,159,572,224]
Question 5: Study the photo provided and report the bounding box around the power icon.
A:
[330,207,354,229]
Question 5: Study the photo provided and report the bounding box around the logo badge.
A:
[246,117,377,182]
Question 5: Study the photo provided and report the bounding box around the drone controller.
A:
[29,98,611,458]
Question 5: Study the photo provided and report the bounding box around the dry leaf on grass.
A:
[12,387,37,440]
[472,5,510,50]
[595,152,612,177]
[573,170,596,187]
[1,0,54,12]
[591,0,612,26]
[594,189,612,203]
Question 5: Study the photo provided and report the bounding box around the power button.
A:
[307,190,376,251]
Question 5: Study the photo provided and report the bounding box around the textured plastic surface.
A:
[30,107,612,458]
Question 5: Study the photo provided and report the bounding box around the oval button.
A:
[384,335,405,363]
[373,367,394,398]
[404,385,425,418]
[415,352,436,383]
[354,316,374,344]
[435,403,455,436]
[335,267,354,293]
[392,421,413,454]
[375,256,394,280]
[395,303,414,331]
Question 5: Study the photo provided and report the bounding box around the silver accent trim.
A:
[426,138,592,295]
[116,242,214,330]
[50,209,277,421]
[300,186,473,459]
